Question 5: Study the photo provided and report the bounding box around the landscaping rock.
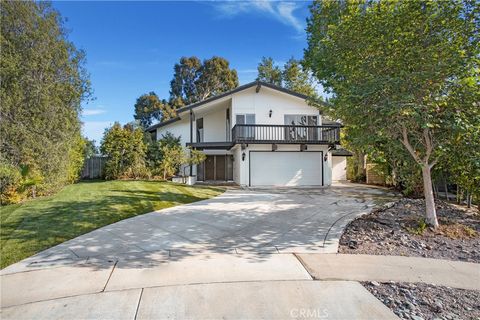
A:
[339,198,480,263]
[363,281,480,320]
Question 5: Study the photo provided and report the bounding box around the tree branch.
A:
[399,124,422,164]
[423,127,434,162]
[429,158,438,169]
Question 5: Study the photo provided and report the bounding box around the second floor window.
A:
[236,114,255,125]
[235,114,255,139]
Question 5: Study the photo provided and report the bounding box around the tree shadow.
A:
[2,185,398,278]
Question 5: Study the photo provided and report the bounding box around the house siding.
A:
[154,84,335,186]
[232,86,321,127]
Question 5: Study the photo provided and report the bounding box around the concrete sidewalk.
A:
[297,253,480,291]
[1,280,398,320]
[2,252,478,319]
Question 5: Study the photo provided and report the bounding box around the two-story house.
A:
[146,81,343,187]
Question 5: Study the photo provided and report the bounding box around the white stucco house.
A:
[147,81,347,187]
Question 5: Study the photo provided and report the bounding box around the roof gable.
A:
[146,81,314,132]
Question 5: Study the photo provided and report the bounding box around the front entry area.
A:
[197,155,233,182]
[249,151,323,186]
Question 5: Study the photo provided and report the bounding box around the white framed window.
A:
[235,114,255,139]
[236,114,255,125]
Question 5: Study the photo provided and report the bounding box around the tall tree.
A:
[256,57,282,86]
[169,56,201,106]
[0,1,91,195]
[169,56,238,106]
[134,92,176,128]
[282,58,317,97]
[83,139,98,158]
[304,0,479,228]
[196,57,239,101]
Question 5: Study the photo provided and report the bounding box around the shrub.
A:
[101,122,148,180]
[0,162,22,205]
[146,132,181,177]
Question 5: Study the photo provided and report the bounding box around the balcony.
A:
[186,124,341,150]
[231,124,341,145]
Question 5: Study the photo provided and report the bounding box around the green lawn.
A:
[0,180,223,269]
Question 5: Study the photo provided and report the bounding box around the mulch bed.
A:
[338,198,480,263]
[363,281,480,320]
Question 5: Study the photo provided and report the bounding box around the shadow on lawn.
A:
[0,182,222,269]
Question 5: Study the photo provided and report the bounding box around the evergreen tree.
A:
[0,1,91,196]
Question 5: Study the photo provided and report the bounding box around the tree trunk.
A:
[421,165,439,229]
[467,192,472,208]
[456,185,460,204]
[357,152,365,181]
[444,177,449,201]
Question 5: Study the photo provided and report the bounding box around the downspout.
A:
[189,109,193,176]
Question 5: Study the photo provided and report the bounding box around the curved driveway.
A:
[1,183,399,319]
[4,183,395,269]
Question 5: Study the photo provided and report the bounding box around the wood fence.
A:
[81,156,106,179]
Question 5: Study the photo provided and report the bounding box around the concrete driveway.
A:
[1,183,399,319]
[3,183,396,268]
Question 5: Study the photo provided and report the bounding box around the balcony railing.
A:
[231,124,341,144]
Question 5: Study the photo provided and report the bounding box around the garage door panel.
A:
[250,152,322,186]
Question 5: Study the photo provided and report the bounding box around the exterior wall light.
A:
[269,109,272,118]
[242,152,246,161]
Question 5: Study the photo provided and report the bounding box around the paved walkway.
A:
[2,252,478,319]
[3,184,477,319]
[297,254,480,291]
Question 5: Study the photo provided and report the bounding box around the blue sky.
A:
[52,1,312,143]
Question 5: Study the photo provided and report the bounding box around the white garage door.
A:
[250,152,323,186]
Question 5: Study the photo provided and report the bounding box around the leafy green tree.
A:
[158,146,206,180]
[159,145,184,180]
[134,92,176,128]
[283,58,317,97]
[196,57,239,101]
[83,139,98,158]
[170,56,202,106]
[66,133,87,184]
[169,56,239,106]
[146,132,181,176]
[437,98,480,208]
[0,163,22,205]
[0,1,91,196]
[185,148,207,173]
[304,0,479,228]
[256,57,282,86]
[256,57,317,97]
[100,122,148,180]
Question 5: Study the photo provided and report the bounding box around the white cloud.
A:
[213,1,305,33]
[83,107,107,116]
[277,2,303,32]
[82,121,113,144]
